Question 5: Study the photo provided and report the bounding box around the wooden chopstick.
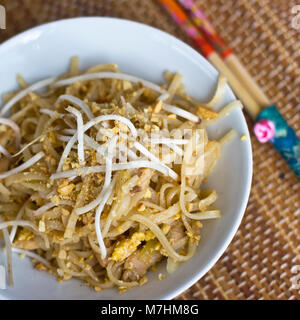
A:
[158,0,261,119]
[177,0,270,108]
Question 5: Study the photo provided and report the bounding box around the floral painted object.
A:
[254,119,275,143]
[254,105,300,178]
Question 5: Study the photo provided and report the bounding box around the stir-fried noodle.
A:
[0,58,242,291]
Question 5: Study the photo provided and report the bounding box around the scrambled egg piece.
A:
[240,134,247,141]
[111,232,145,262]
[17,228,34,241]
[145,231,155,241]
[197,106,218,119]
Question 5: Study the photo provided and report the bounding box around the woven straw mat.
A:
[0,0,299,300]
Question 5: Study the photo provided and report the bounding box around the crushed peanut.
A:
[144,189,152,199]
[57,183,75,196]
[241,134,247,141]
[94,286,102,292]
[153,100,162,113]
[197,106,218,119]
[34,263,47,271]
[137,203,146,212]
[158,273,165,280]
[162,224,171,234]
[58,249,67,260]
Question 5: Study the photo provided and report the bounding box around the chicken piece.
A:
[107,168,154,222]
[0,157,10,173]
[167,221,186,246]
[94,239,113,268]
[122,221,189,281]
[122,239,162,282]
[129,169,154,209]
[13,239,39,250]
[57,183,75,196]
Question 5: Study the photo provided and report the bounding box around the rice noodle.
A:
[166,257,178,274]
[51,161,170,180]
[219,129,237,146]
[54,72,167,95]
[1,77,56,116]
[56,94,94,120]
[166,73,183,103]
[0,118,21,146]
[0,145,11,158]
[0,220,39,233]
[94,174,117,259]
[201,74,227,108]
[149,138,188,145]
[107,261,138,288]
[149,137,186,157]
[140,200,164,211]
[76,136,117,215]
[203,101,243,127]
[57,135,72,142]
[83,135,106,157]
[0,151,44,180]
[62,128,76,135]
[118,144,138,161]
[33,200,74,217]
[40,109,57,117]
[93,136,117,258]
[66,106,85,165]
[11,135,43,158]
[134,142,178,180]
[151,202,181,224]
[162,103,199,123]
[9,203,26,242]
[159,183,175,208]
[218,100,243,118]
[3,228,13,286]
[184,210,221,220]
[12,248,52,269]
[169,143,183,156]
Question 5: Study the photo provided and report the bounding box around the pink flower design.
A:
[254,119,276,143]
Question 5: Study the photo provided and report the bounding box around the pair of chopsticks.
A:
[158,0,300,178]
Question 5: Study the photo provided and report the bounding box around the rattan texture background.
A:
[0,0,299,300]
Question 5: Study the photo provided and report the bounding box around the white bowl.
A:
[0,17,252,300]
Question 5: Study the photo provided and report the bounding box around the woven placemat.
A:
[0,0,299,300]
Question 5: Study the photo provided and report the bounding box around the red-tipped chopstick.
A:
[157,0,260,119]
[177,0,270,107]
